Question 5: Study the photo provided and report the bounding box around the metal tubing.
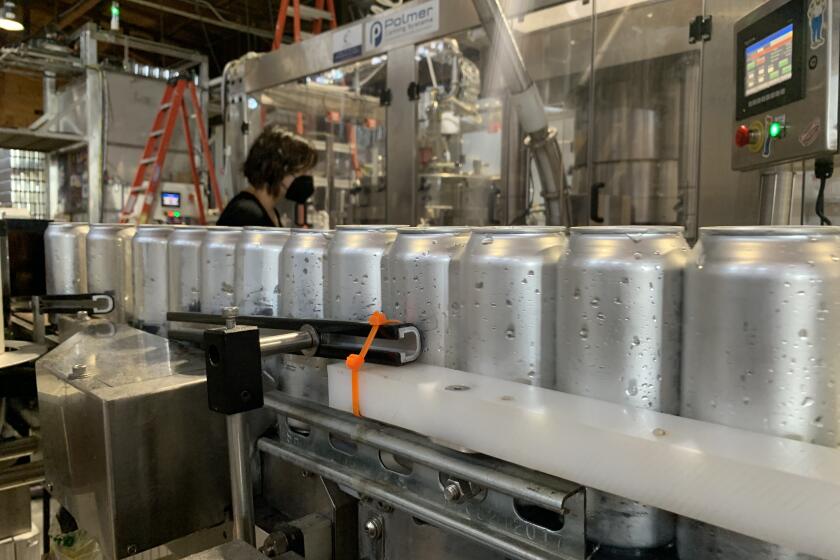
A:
[262,392,574,513]
[529,129,572,227]
[121,0,274,39]
[226,414,255,545]
[0,438,39,462]
[260,331,315,356]
[0,462,45,492]
[471,0,568,226]
[258,438,576,560]
[470,0,530,93]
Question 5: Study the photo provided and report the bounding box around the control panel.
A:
[732,0,839,170]
[123,181,203,224]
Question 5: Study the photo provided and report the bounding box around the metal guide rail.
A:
[189,307,585,558]
[167,310,421,366]
[185,307,423,546]
[259,391,586,560]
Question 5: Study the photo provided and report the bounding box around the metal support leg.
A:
[32,297,45,345]
[221,306,256,545]
[226,413,255,545]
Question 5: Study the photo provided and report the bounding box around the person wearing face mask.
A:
[217,123,317,227]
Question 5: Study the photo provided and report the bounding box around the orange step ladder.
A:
[121,77,223,224]
[272,0,337,50]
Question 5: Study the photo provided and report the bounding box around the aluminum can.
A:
[279,229,333,426]
[452,226,564,386]
[556,226,688,551]
[86,224,136,322]
[679,226,840,560]
[381,227,471,366]
[199,226,242,314]
[132,225,173,334]
[168,226,206,313]
[280,229,332,319]
[45,222,88,295]
[234,227,291,316]
[325,225,401,321]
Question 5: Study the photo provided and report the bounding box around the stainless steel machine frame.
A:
[36,326,230,560]
[0,23,210,223]
[229,0,569,228]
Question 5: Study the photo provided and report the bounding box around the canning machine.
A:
[30,216,840,560]
[20,2,840,560]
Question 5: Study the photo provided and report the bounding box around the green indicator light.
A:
[111,3,119,16]
[769,121,783,138]
[174,211,181,218]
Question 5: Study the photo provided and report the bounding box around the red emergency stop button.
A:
[735,125,751,147]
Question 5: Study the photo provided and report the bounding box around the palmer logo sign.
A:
[364,0,439,50]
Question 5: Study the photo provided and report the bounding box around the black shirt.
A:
[216,191,281,227]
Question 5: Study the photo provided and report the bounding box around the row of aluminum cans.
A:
[44,222,840,558]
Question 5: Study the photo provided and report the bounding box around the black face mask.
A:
[285,175,314,203]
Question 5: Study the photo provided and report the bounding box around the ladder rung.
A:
[130,186,147,194]
[140,157,157,165]
[160,102,173,110]
[149,129,165,137]
[287,5,332,20]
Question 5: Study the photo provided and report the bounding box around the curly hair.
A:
[243,123,318,197]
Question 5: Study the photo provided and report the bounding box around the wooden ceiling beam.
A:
[57,0,102,29]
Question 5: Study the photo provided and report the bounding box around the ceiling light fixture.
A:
[0,1,24,32]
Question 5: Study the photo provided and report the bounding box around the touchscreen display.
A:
[745,23,794,97]
[161,192,181,208]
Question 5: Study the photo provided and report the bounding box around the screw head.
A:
[443,482,463,503]
[69,364,88,379]
[444,384,470,392]
[222,306,239,318]
[364,516,383,540]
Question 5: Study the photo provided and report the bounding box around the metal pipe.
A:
[262,392,575,513]
[0,438,39,462]
[258,438,576,560]
[121,0,274,39]
[0,462,45,492]
[260,331,315,356]
[471,0,568,226]
[226,414,255,545]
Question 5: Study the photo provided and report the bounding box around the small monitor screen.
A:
[745,23,794,97]
[161,192,181,208]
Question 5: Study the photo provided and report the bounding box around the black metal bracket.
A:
[689,15,712,44]
[407,81,426,101]
[379,88,392,107]
[205,326,264,415]
[12,293,115,315]
[590,183,605,224]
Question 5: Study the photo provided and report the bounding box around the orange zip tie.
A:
[345,311,398,417]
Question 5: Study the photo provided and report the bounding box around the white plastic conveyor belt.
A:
[327,362,840,560]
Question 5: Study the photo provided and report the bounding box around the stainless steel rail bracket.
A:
[259,395,585,560]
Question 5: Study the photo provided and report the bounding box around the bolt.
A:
[222,306,238,329]
[69,364,88,380]
[45,482,54,493]
[364,516,384,540]
[443,481,463,503]
[76,310,89,321]
[444,384,470,392]
[300,470,311,479]
[126,544,138,555]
